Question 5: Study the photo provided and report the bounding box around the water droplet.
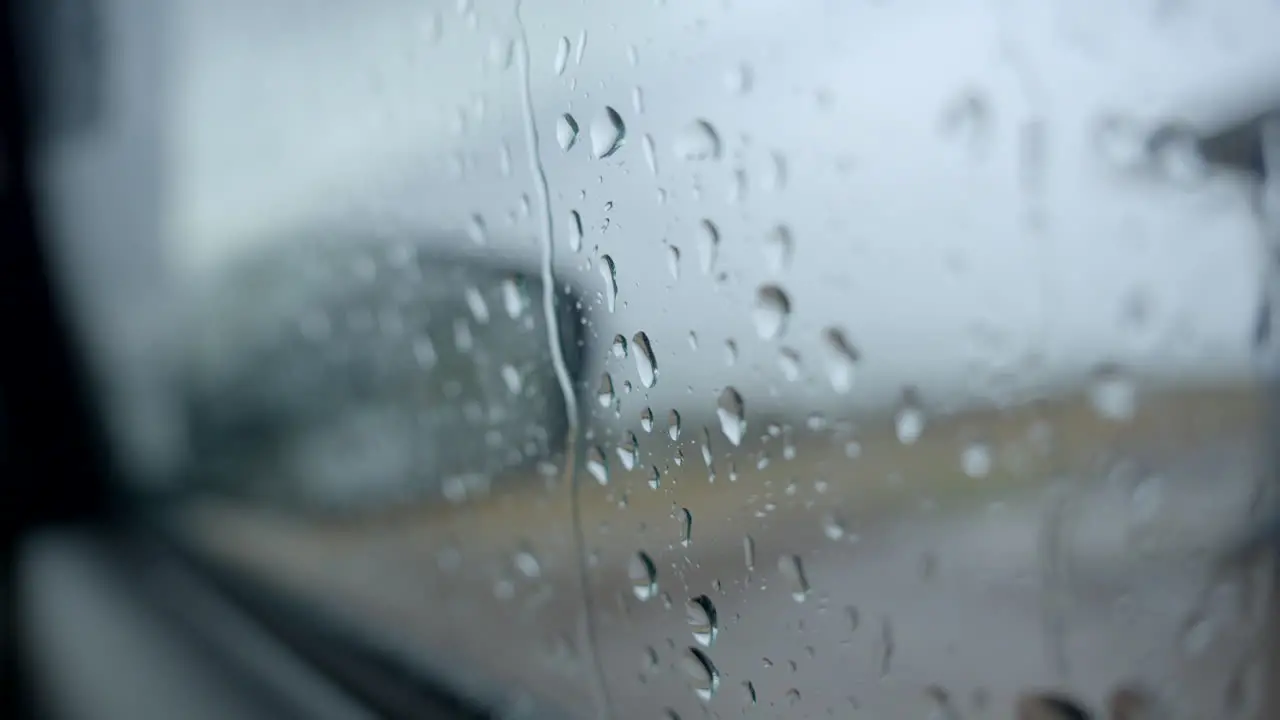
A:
[877,617,895,677]
[844,605,860,633]
[686,595,718,646]
[617,432,639,471]
[939,89,990,151]
[664,245,680,281]
[822,513,846,541]
[463,286,490,324]
[636,407,654,433]
[590,107,626,159]
[642,646,660,674]
[741,681,757,705]
[642,134,658,176]
[752,285,791,340]
[667,410,681,441]
[960,442,992,478]
[566,210,583,252]
[599,254,618,312]
[553,36,570,76]
[786,689,802,706]
[674,119,721,161]
[1130,474,1164,524]
[555,113,579,151]
[487,35,513,71]
[695,220,719,275]
[1089,363,1136,421]
[631,86,644,114]
[743,536,756,571]
[820,328,859,393]
[723,340,738,367]
[1150,124,1207,185]
[501,364,523,395]
[894,389,925,445]
[514,548,541,578]
[762,225,793,274]
[574,29,587,65]
[466,214,488,245]
[700,428,714,468]
[587,446,610,485]
[633,331,658,388]
[423,11,443,44]
[1181,614,1214,657]
[724,64,752,95]
[680,647,720,702]
[629,551,658,601]
[611,334,628,359]
[778,554,809,602]
[453,318,474,352]
[647,466,661,489]
[678,507,692,547]
[597,372,616,408]
[1094,113,1148,170]
[500,275,528,318]
[777,348,802,382]
[715,387,746,446]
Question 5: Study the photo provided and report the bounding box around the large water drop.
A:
[590,107,626,159]
[555,113,579,151]
[695,220,720,275]
[752,285,791,340]
[674,119,722,161]
[628,551,658,600]
[633,332,658,388]
[716,387,746,446]
[820,327,859,394]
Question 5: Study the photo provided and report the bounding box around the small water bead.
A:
[724,64,752,95]
[466,214,488,245]
[723,339,738,367]
[822,513,846,541]
[553,36,570,76]
[686,595,718,647]
[642,134,658,176]
[786,689,802,706]
[597,373,616,408]
[960,442,992,478]
[674,119,722,161]
[686,330,697,350]
[743,536,756,571]
[894,389,926,445]
[599,254,618,312]
[629,551,658,601]
[778,554,810,602]
[700,428,713,467]
[648,466,662,489]
[514,548,541,578]
[631,86,644,114]
[617,432,640,471]
[680,647,720,702]
[1130,473,1165,524]
[820,327,859,393]
[567,210,583,252]
[1089,363,1137,422]
[667,410,681,441]
[633,331,658,388]
[611,334,628,359]
[716,387,746,446]
[752,285,792,340]
[845,605,860,633]
[762,224,793,274]
[556,113,579,151]
[574,29,587,65]
[695,219,720,275]
[666,245,680,280]
[678,507,692,547]
[464,286,489,323]
[500,275,528,318]
[500,365,523,395]
[640,407,654,432]
[741,681,757,706]
[590,106,626,159]
[586,446,609,485]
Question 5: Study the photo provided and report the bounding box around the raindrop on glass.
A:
[762,225,793,274]
[587,446,610,485]
[778,554,810,602]
[668,410,681,441]
[590,107,626,159]
[786,689,802,706]
[567,210,583,252]
[640,407,654,433]
[597,372,616,408]
[643,134,658,176]
[686,595,718,647]
[1089,363,1136,422]
[464,286,490,323]
[822,513,846,541]
[743,536,756,571]
[500,275,528,318]
[666,245,680,281]
[674,119,722,161]
[680,647,720,702]
[723,339,738,367]
[778,348,802,382]
[741,681,757,706]
[617,432,639,471]
[724,64,752,95]
[821,328,859,394]
[678,507,692,547]
[633,331,658,388]
[599,254,618,312]
[700,428,714,468]
[695,219,720,275]
[895,389,925,445]
[574,29,587,65]
[960,442,992,478]
[501,364,523,395]
[556,113,579,152]
[629,551,658,601]
[466,214,488,245]
[752,285,791,340]
[716,387,746,446]
[648,466,661,489]
[514,548,541,578]
[611,334,628,359]
[553,36,570,76]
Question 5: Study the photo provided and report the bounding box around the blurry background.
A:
[18,0,1280,718]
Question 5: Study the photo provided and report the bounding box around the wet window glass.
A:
[34,0,1280,717]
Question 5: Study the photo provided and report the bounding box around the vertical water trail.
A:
[513,5,613,717]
